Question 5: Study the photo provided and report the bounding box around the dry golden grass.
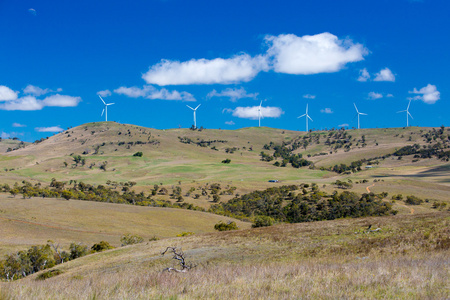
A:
[1,212,448,299]
[0,194,251,256]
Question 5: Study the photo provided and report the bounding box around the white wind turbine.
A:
[297,103,313,132]
[186,104,201,128]
[258,101,263,127]
[99,95,114,122]
[353,103,367,129]
[397,99,413,127]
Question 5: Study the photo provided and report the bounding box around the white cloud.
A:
[0,96,44,111]
[97,90,112,97]
[374,68,395,82]
[23,85,51,96]
[265,33,368,75]
[338,123,349,128]
[357,68,370,82]
[28,8,36,16]
[114,85,195,101]
[408,84,440,104]
[0,85,18,101]
[368,92,383,100]
[207,87,258,102]
[1,132,10,139]
[303,94,316,99]
[231,106,284,120]
[35,126,64,133]
[225,121,235,125]
[387,94,394,98]
[143,54,268,86]
[12,123,26,128]
[42,94,81,107]
[320,108,333,114]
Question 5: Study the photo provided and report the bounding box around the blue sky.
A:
[0,0,448,142]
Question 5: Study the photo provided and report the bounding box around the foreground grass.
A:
[1,212,448,299]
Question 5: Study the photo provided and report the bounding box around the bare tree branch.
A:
[162,247,196,272]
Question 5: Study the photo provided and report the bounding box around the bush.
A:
[405,195,423,205]
[91,241,114,252]
[221,158,231,164]
[69,243,89,260]
[120,234,144,246]
[36,269,63,280]
[392,194,403,200]
[176,231,195,237]
[252,216,275,228]
[133,152,143,157]
[214,221,239,231]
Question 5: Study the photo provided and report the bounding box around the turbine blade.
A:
[407,99,411,110]
[306,103,308,113]
[308,115,313,121]
[186,105,194,110]
[397,110,406,113]
[107,103,115,106]
[360,113,368,115]
[297,114,306,119]
[195,104,201,110]
[353,103,359,113]
[99,95,106,105]
[259,100,262,107]
[408,112,413,119]
[101,109,104,116]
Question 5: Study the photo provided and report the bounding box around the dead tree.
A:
[161,247,195,273]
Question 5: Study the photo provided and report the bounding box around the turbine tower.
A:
[186,104,201,128]
[258,101,263,127]
[354,103,367,129]
[397,99,413,127]
[99,95,114,122]
[297,104,313,132]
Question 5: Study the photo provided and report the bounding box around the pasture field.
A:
[0,211,448,299]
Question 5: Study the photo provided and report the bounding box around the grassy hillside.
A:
[0,194,250,256]
[1,212,448,299]
[0,123,449,206]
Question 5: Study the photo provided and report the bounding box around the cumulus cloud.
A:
[97,90,112,97]
[0,96,44,111]
[142,32,367,86]
[357,68,370,82]
[12,123,26,128]
[42,94,81,107]
[374,68,395,82]
[207,87,258,102]
[114,85,195,101]
[35,126,64,132]
[143,54,268,86]
[408,84,440,104]
[320,108,333,114]
[0,85,18,101]
[265,32,368,75]
[225,121,235,125]
[231,106,284,120]
[368,92,383,100]
[303,94,316,99]
[0,84,81,111]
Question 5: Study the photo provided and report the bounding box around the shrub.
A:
[120,234,144,246]
[405,195,423,205]
[392,194,403,200]
[176,231,195,237]
[91,241,114,252]
[69,243,89,260]
[221,158,231,164]
[36,269,63,280]
[133,152,143,157]
[214,221,239,231]
[252,216,275,228]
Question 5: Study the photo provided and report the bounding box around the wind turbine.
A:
[258,101,263,127]
[99,95,114,122]
[186,104,201,128]
[397,99,413,127]
[297,104,313,132]
[353,103,367,129]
